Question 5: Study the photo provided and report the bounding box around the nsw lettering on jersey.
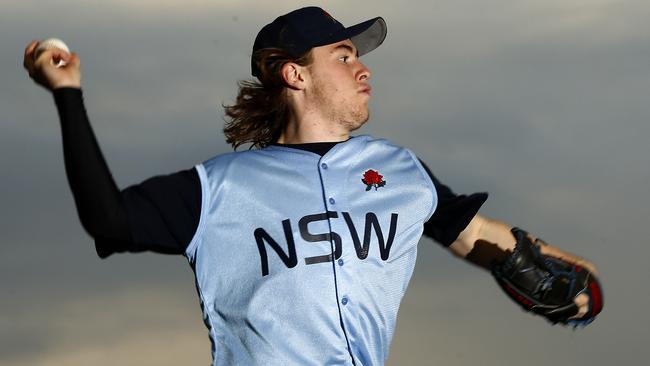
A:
[255,210,399,276]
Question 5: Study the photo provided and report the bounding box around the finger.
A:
[34,48,67,69]
[50,48,71,67]
[568,307,587,320]
[24,40,39,60]
[50,48,71,58]
[23,40,39,70]
[568,293,589,320]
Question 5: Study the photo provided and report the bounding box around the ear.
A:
[281,62,307,90]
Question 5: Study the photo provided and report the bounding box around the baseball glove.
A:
[491,227,603,326]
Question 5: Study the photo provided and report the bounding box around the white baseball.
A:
[34,38,71,68]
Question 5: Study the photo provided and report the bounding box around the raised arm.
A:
[23,40,133,254]
[23,40,200,258]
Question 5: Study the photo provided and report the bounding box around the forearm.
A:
[451,215,598,274]
[475,216,598,274]
[53,87,131,245]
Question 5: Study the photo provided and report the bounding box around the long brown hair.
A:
[223,48,313,150]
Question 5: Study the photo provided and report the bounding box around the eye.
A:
[339,55,350,63]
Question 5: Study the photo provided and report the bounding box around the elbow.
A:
[75,206,132,259]
[448,214,486,258]
[451,215,514,270]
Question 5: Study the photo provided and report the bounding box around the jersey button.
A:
[341,296,349,305]
[328,197,336,205]
[338,258,344,266]
[321,163,328,169]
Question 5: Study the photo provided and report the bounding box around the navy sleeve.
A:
[418,159,488,247]
[53,87,201,258]
[121,168,201,255]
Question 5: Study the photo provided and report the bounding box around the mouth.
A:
[359,85,372,96]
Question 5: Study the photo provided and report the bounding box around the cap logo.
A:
[362,169,386,191]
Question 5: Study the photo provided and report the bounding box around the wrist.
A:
[52,81,81,90]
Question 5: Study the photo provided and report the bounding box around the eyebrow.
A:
[332,44,358,57]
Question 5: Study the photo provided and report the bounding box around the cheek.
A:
[311,67,355,99]
[314,76,340,96]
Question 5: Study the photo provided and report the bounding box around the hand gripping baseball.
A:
[491,228,604,326]
[23,39,81,91]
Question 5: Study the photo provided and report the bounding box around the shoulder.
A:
[357,134,417,156]
[362,134,424,163]
[199,148,270,171]
[360,134,400,147]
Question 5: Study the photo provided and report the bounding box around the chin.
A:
[347,114,369,132]
[339,105,370,132]
[359,109,370,125]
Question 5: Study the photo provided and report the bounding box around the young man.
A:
[24,6,602,366]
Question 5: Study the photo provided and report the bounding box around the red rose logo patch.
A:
[362,169,386,191]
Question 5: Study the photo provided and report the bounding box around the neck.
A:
[276,125,349,144]
[276,101,350,144]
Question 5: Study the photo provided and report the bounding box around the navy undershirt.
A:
[53,87,488,259]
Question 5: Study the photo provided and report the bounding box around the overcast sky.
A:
[2,0,649,365]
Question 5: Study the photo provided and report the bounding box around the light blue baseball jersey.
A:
[185,134,438,365]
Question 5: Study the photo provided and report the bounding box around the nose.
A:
[357,61,371,82]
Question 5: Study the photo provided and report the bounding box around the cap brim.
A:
[347,17,387,56]
[312,17,387,56]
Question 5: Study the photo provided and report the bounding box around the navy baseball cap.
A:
[251,6,387,77]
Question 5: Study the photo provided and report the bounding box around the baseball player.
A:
[23,6,603,366]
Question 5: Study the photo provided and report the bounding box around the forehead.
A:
[312,39,357,55]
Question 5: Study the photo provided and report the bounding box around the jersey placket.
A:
[317,155,359,365]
